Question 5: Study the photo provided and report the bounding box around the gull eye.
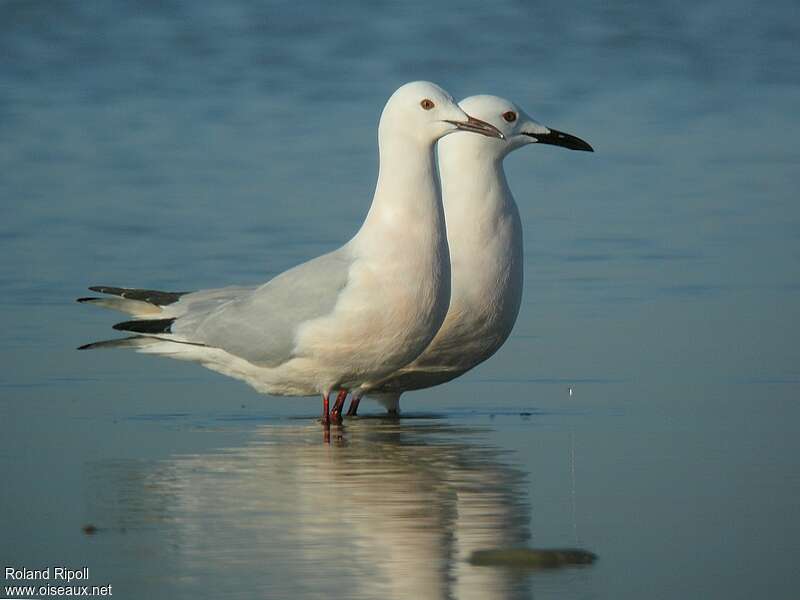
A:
[502,111,517,123]
[420,98,435,110]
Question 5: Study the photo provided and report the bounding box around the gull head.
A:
[455,95,594,156]
[380,82,504,145]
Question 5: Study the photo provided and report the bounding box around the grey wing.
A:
[163,285,257,317]
[172,249,352,367]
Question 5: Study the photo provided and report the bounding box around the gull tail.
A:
[77,285,199,351]
[77,296,164,316]
[77,286,189,317]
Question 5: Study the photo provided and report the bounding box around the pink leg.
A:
[330,390,347,423]
[345,395,361,416]
[321,392,331,426]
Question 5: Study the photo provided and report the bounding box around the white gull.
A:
[77,81,503,424]
[344,95,592,415]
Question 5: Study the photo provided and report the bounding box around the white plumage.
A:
[78,82,504,415]
[352,95,593,413]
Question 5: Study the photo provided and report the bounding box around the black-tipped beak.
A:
[445,116,505,139]
[524,128,593,152]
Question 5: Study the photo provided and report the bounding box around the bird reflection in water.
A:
[86,419,535,599]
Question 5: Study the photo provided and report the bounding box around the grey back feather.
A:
[172,248,353,367]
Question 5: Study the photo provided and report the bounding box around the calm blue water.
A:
[2,1,799,598]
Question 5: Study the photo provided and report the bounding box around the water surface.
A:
[2,1,799,598]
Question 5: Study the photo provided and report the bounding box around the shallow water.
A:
[2,1,799,598]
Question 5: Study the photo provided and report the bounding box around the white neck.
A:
[440,140,516,232]
[439,136,523,321]
[354,127,445,250]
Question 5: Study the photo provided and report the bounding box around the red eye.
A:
[420,99,435,110]
[502,111,517,123]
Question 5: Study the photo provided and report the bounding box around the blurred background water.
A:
[1,0,799,598]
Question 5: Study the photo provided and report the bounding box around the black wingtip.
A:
[77,297,100,303]
[88,286,188,306]
[78,340,109,350]
[77,335,151,350]
[113,318,175,334]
